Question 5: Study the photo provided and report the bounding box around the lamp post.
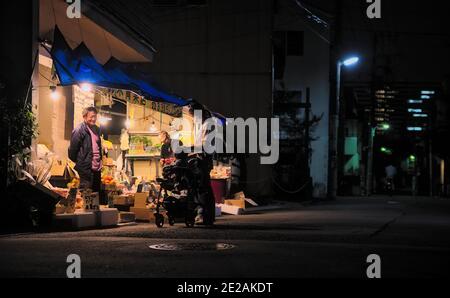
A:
[329,56,360,199]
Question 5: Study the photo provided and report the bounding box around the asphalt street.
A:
[1,196,450,278]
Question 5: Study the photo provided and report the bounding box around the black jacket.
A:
[68,122,102,178]
[160,142,174,159]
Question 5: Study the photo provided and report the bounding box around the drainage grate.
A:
[149,243,236,251]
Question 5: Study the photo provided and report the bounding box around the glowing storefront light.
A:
[407,127,424,132]
[421,90,435,95]
[99,115,112,126]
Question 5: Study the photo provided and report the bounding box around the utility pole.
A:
[366,31,379,196]
[328,0,343,199]
[305,88,312,198]
[429,114,433,197]
[366,126,375,195]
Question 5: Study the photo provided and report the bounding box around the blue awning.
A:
[47,27,189,106]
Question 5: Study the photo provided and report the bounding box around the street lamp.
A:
[329,55,360,199]
[337,57,360,99]
[342,57,360,67]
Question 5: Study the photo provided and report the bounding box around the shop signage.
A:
[101,88,183,117]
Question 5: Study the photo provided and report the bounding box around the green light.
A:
[409,155,416,161]
[380,147,393,154]
[381,123,390,130]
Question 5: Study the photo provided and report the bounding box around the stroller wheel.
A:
[168,216,175,226]
[185,215,195,228]
[155,213,164,228]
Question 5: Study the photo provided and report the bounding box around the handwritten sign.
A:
[100,88,183,117]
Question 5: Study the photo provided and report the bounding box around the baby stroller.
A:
[153,152,202,228]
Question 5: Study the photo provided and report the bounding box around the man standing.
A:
[385,163,397,192]
[68,107,102,192]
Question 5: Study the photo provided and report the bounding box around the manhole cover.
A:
[149,243,235,251]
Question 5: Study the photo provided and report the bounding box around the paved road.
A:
[1,196,449,278]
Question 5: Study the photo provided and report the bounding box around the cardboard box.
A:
[130,207,154,222]
[113,195,134,206]
[233,191,246,200]
[225,193,258,210]
[51,159,67,176]
[224,199,246,209]
[133,192,149,208]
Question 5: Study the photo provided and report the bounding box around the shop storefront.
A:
[27,8,235,228]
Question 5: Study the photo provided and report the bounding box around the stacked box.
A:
[133,192,148,208]
[118,212,136,223]
[96,208,119,226]
[130,207,155,222]
[54,212,96,229]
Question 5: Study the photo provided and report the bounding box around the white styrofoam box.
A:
[218,204,243,215]
[73,212,96,228]
[96,208,119,226]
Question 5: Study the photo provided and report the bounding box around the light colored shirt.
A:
[385,165,397,178]
[87,125,102,171]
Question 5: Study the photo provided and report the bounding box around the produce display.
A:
[54,178,81,214]
[101,175,116,186]
[210,165,231,179]
[129,135,160,156]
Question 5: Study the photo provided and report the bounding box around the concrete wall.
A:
[146,0,274,197]
[273,0,331,198]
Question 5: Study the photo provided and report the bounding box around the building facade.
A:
[147,0,332,198]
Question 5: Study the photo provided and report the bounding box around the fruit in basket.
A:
[101,175,114,184]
